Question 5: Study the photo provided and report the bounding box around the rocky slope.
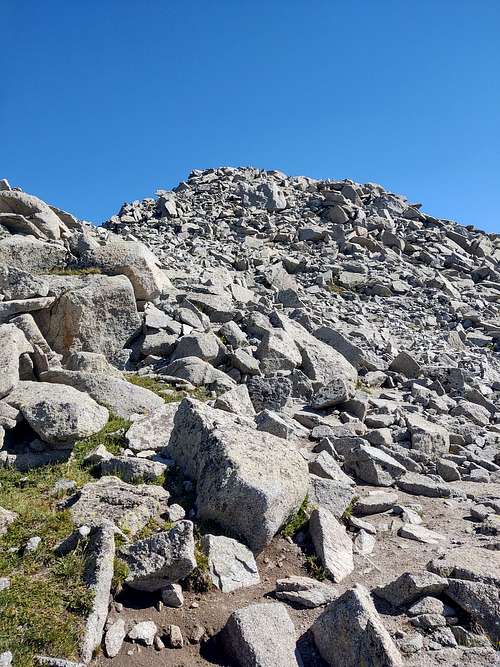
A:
[0,169,499,667]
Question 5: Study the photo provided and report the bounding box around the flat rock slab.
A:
[70,476,169,536]
[312,584,403,667]
[310,507,354,583]
[201,534,260,593]
[275,576,337,608]
[398,524,446,545]
[223,602,300,667]
[374,571,448,608]
[428,546,500,587]
[354,491,399,516]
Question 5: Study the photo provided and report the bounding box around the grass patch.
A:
[125,374,211,403]
[281,496,311,539]
[341,496,359,522]
[183,539,212,593]
[0,413,129,666]
[47,267,102,276]
[111,557,129,594]
[304,554,327,581]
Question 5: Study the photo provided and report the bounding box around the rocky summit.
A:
[0,168,500,667]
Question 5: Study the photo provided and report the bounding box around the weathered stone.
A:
[104,619,126,658]
[344,444,406,486]
[5,381,108,446]
[0,324,33,398]
[70,476,169,535]
[312,584,403,667]
[126,402,179,452]
[406,414,450,457]
[123,521,196,591]
[223,602,299,667]
[309,507,354,582]
[201,534,260,592]
[214,384,256,417]
[374,572,448,607]
[275,576,337,608]
[167,399,309,551]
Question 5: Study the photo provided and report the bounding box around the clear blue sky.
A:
[2,1,500,231]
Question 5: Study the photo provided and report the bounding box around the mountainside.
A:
[0,169,499,667]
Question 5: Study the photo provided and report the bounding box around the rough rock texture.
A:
[309,507,354,582]
[201,534,260,593]
[222,602,300,667]
[5,381,108,446]
[312,584,403,667]
[167,398,309,551]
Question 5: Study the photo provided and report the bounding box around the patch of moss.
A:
[281,496,311,539]
[125,374,211,404]
[47,267,102,276]
[183,540,212,593]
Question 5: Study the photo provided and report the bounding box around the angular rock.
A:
[126,402,179,453]
[374,571,448,607]
[201,534,260,593]
[275,575,337,608]
[0,323,33,398]
[123,520,196,592]
[309,507,354,582]
[344,444,406,486]
[223,602,299,667]
[167,399,309,551]
[312,584,403,667]
[406,413,450,457]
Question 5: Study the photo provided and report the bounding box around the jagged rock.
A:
[446,579,500,642]
[222,602,300,667]
[309,507,354,582]
[389,351,421,378]
[312,584,403,667]
[397,472,454,498]
[427,545,500,586]
[309,475,356,519]
[171,331,224,364]
[81,240,171,300]
[311,376,355,408]
[70,476,169,535]
[167,398,309,551]
[344,444,406,486]
[0,324,33,398]
[374,571,448,607]
[354,491,399,516]
[40,274,141,359]
[0,266,48,300]
[398,524,446,544]
[0,190,69,240]
[254,328,302,374]
[246,375,292,412]
[160,583,184,608]
[214,384,256,417]
[275,575,337,608]
[122,520,196,592]
[406,413,450,457]
[201,534,260,592]
[5,381,108,446]
[0,235,68,273]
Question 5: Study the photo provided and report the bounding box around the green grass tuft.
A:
[304,554,327,581]
[183,539,212,593]
[125,374,211,403]
[341,496,359,522]
[281,496,311,539]
[0,413,130,666]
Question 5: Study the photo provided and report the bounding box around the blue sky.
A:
[2,1,500,231]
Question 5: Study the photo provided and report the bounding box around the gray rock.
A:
[0,235,68,273]
[70,476,169,535]
[374,571,448,607]
[0,507,17,536]
[171,331,224,364]
[312,584,403,667]
[167,399,309,551]
[310,507,354,582]
[344,444,406,486]
[255,329,302,374]
[159,356,236,392]
[0,189,69,240]
[39,370,164,420]
[201,534,260,592]
[427,545,500,587]
[406,414,450,457]
[446,579,500,643]
[126,402,179,452]
[398,524,446,545]
[128,620,157,646]
[246,375,292,412]
[311,376,355,408]
[396,472,453,498]
[389,351,421,378]
[275,575,337,608]
[354,491,399,516]
[104,618,126,658]
[40,274,141,359]
[0,265,49,300]
[309,475,356,519]
[100,456,167,483]
[160,583,184,607]
[5,381,108,446]
[81,240,171,300]
[223,602,300,667]
[123,521,196,592]
[0,323,33,398]
[214,384,256,417]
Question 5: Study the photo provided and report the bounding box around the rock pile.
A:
[0,169,499,666]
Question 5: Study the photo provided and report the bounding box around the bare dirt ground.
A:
[93,481,500,667]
